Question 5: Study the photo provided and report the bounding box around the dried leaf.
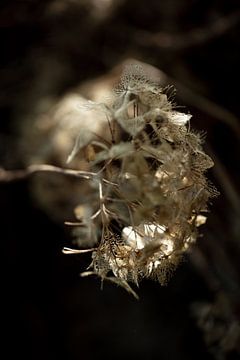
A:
[169,111,192,126]
[116,114,146,136]
[105,276,139,300]
[94,142,134,163]
[67,130,93,163]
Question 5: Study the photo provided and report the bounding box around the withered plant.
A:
[64,64,218,298]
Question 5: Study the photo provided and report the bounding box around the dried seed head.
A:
[66,64,218,297]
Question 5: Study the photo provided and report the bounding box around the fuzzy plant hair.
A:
[64,64,218,299]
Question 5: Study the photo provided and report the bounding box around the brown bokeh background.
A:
[1,1,240,359]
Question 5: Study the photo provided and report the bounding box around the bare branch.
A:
[0,164,94,182]
[0,164,118,187]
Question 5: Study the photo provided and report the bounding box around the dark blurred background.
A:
[1,1,240,359]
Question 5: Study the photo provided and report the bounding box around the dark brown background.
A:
[1,1,240,359]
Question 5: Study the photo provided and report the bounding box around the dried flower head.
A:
[65,64,218,298]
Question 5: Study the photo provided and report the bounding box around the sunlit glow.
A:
[122,223,171,251]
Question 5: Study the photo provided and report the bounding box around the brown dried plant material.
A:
[66,64,218,297]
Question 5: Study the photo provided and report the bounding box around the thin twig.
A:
[62,247,96,254]
[0,164,118,187]
[64,209,102,226]
[0,164,93,182]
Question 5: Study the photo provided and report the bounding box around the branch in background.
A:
[173,80,240,139]
[134,60,240,138]
[206,145,240,215]
[134,11,240,50]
